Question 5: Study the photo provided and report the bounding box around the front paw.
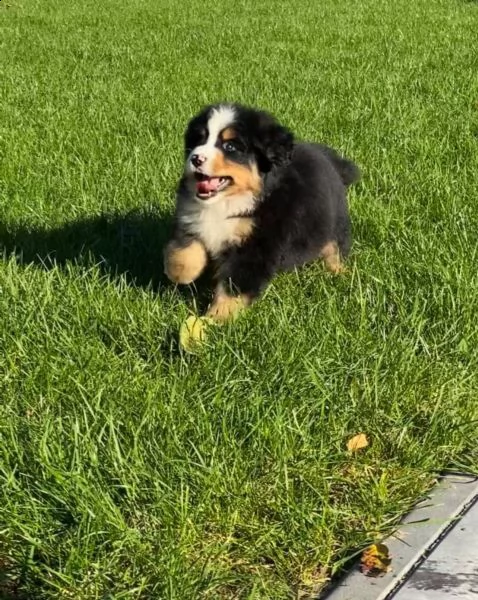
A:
[206,293,248,322]
[164,240,207,284]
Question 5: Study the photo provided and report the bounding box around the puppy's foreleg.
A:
[164,238,207,285]
[206,245,276,322]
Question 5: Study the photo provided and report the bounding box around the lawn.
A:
[1,0,478,597]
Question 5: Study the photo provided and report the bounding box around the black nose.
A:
[191,154,206,168]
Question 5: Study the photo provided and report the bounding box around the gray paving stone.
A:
[323,476,478,600]
[393,500,478,599]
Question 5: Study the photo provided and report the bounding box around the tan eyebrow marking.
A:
[221,127,237,141]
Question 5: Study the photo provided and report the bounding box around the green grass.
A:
[1,0,478,597]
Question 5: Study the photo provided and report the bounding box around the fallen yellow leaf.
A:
[347,433,369,452]
[360,543,392,577]
[179,316,213,353]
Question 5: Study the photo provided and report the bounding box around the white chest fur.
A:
[178,193,255,256]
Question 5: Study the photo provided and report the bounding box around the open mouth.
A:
[194,173,232,199]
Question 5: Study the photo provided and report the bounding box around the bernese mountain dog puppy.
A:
[164,103,360,322]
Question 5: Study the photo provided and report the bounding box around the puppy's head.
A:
[182,104,294,203]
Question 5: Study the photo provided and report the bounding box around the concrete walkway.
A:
[323,475,478,600]
[393,499,478,599]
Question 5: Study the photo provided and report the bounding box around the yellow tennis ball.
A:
[179,316,213,352]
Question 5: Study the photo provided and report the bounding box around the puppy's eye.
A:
[222,141,237,153]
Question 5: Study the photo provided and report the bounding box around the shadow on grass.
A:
[0,209,217,349]
[0,558,26,600]
[0,209,174,290]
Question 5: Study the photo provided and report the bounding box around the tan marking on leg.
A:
[206,285,251,322]
[320,241,345,274]
[163,239,207,284]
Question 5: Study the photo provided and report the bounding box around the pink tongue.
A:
[197,177,221,194]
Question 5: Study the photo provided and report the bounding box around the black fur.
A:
[217,141,359,298]
[170,103,360,304]
[246,109,295,171]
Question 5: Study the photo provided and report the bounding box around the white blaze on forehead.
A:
[188,105,236,168]
[205,106,236,145]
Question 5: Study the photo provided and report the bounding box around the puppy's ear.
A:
[252,112,294,172]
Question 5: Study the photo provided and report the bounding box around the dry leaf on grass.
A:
[360,543,392,577]
[347,433,369,452]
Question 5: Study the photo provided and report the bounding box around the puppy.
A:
[164,103,360,322]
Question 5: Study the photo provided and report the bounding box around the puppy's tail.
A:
[334,156,361,187]
[321,145,361,186]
